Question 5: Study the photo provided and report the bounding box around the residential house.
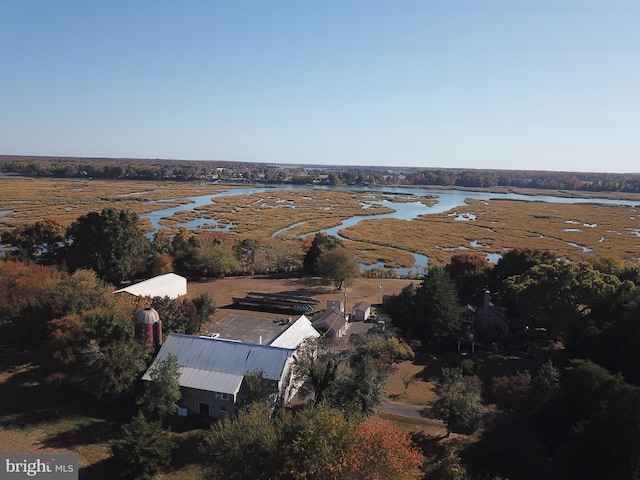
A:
[475,291,509,336]
[458,291,509,351]
[311,301,349,338]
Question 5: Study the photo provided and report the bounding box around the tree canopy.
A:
[0,218,66,264]
[317,246,359,290]
[433,367,485,435]
[303,233,343,275]
[65,208,149,284]
[341,419,424,480]
[111,411,174,480]
[387,266,460,348]
[141,353,181,419]
[445,252,489,297]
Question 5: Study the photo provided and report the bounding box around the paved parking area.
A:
[204,311,376,346]
[204,313,292,345]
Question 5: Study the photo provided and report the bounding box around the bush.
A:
[459,359,475,375]
[491,371,532,405]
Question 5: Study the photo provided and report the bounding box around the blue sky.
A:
[1,1,638,173]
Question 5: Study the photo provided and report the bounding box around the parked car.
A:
[200,332,220,339]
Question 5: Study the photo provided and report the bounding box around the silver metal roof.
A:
[143,334,295,394]
[179,367,244,395]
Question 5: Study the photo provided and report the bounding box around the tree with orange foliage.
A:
[0,260,61,339]
[340,419,424,480]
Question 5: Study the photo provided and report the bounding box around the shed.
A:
[351,301,371,322]
[114,273,187,299]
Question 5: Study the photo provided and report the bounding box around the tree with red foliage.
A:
[341,419,424,480]
[446,252,489,296]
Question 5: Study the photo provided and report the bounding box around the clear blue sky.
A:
[1,1,638,173]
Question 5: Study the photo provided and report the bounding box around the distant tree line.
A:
[0,156,403,185]
[403,168,640,193]
[5,155,640,193]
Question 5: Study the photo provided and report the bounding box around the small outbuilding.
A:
[114,273,187,299]
[351,301,371,322]
[311,302,349,338]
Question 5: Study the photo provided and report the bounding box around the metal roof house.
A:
[114,273,187,299]
[142,333,297,418]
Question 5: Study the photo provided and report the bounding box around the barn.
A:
[114,273,187,299]
[142,333,298,419]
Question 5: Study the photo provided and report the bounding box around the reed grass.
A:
[340,198,640,264]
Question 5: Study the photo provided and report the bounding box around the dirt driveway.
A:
[187,275,412,329]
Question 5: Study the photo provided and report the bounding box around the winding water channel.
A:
[141,185,640,275]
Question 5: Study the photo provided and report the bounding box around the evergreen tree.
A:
[412,266,461,348]
[111,411,174,480]
[302,233,343,275]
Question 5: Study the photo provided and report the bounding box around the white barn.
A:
[114,273,187,299]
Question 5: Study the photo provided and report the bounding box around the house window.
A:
[215,392,230,401]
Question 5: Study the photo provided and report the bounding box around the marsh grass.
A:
[186,189,395,237]
[2,178,639,266]
[340,198,640,264]
[0,178,234,230]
